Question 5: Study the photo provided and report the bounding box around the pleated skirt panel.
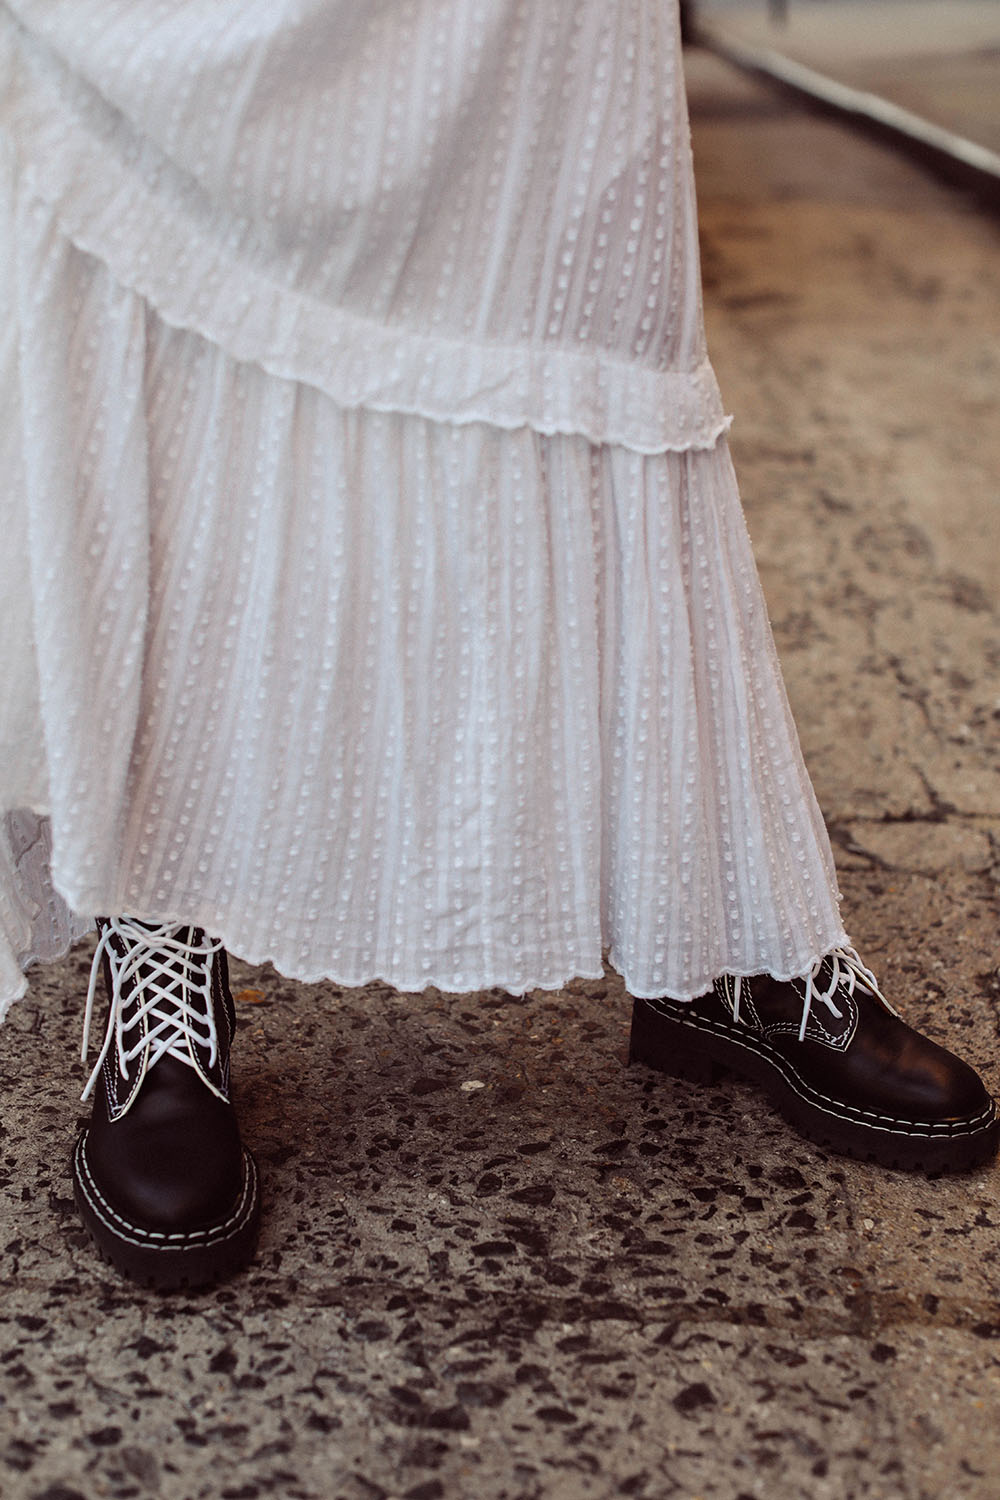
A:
[0,197,846,1012]
[0,0,847,1012]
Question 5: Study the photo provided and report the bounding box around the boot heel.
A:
[627,997,728,1084]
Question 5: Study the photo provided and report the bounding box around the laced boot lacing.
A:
[81,917,227,1107]
[729,945,899,1041]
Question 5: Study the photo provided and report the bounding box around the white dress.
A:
[0,0,847,1014]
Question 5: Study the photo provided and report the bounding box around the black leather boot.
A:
[628,948,1000,1172]
[72,917,261,1288]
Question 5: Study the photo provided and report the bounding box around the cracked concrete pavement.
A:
[692,49,1000,932]
[1,46,999,1500]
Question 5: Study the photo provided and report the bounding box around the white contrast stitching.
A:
[641,999,997,1140]
[74,1133,258,1251]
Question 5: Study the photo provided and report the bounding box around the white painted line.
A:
[700,29,1000,190]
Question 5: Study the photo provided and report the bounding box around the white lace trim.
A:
[1,18,731,456]
[2,876,851,1012]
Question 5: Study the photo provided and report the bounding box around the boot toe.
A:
[901,1036,993,1124]
[83,1050,246,1235]
[841,1011,994,1125]
[87,1119,244,1234]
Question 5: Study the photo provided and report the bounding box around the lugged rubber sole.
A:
[72,1132,262,1290]
[628,995,1000,1174]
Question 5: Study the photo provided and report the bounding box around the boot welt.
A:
[72,1132,262,1290]
[628,996,1000,1174]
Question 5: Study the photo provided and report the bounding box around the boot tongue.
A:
[125,923,204,1001]
[111,922,211,1066]
[82,919,225,1107]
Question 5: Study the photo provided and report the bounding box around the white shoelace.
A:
[80,917,224,1104]
[730,946,895,1041]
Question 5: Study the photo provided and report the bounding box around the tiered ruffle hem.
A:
[0,0,846,1014]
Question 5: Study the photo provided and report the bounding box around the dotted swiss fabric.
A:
[0,0,730,452]
[0,0,847,1011]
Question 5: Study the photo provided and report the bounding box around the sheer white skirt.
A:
[0,0,847,1013]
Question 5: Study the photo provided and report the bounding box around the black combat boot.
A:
[629,948,999,1173]
[72,917,261,1288]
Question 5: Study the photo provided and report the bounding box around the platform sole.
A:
[72,1132,261,1289]
[628,995,1000,1174]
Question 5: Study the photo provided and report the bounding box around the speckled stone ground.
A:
[3,50,1000,1500]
